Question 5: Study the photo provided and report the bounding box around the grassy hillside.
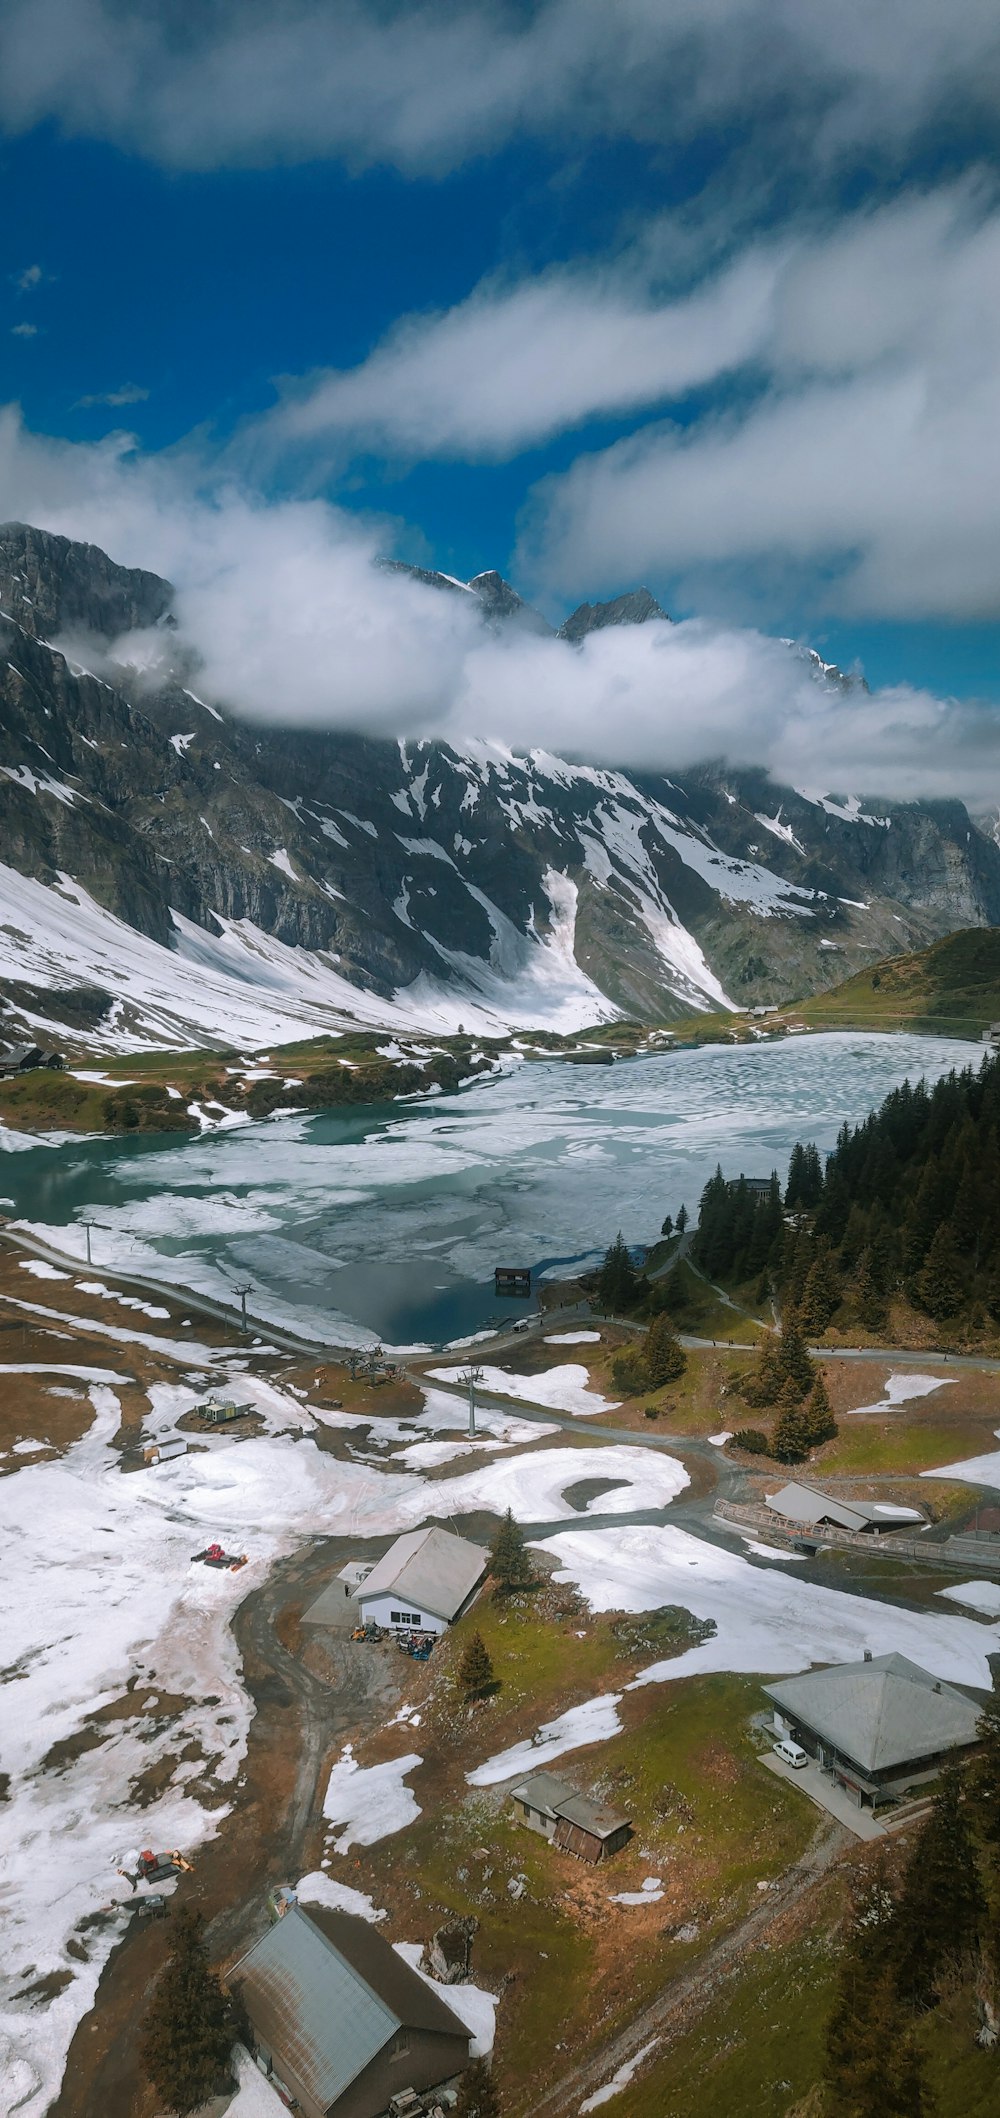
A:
[798,927,1000,1038]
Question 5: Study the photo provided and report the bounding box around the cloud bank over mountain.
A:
[2,402,997,805]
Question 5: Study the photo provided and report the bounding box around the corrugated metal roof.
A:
[230,1908,468,2112]
[765,1482,920,1533]
[356,1526,488,1622]
[230,1908,395,2109]
[764,1654,983,1774]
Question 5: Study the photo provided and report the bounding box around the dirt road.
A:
[48,1537,401,2118]
[525,1817,850,2117]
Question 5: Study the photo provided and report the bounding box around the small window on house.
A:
[391,1610,402,1623]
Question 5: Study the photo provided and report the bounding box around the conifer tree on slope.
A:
[455,2056,501,2118]
[772,1377,811,1464]
[742,1330,786,1408]
[489,1508,534,1591]
[595,1232,638,1312]
[140,1908,235,2115]
[894,1764,984,2010]
[825,1869,933,2118]
[801,1371,837,1448]
[457,1631,495,1700]
[778,1309,816,1397]
[643,1313,687,1386]
[915,1222,964,1321]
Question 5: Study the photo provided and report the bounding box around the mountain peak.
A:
[558,588,668,643]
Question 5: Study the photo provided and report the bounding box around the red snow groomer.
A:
[191,1542,248,1571]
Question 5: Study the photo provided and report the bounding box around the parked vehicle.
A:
[773,1738,808,1769]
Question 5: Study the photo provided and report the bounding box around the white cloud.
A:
[261,249,779,461]
[522,187,1000,621]
[10,322,37,338]
[0,2,997,176]
[74,382,150,409]
[1,401,998,807]
[16,263,42,291]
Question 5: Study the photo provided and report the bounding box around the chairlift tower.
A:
[462,1362,484,1441]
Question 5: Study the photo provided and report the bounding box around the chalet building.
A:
[511,1771,631,1862]
[303,1526,488,1636]
[229,1905,470,2118]
[724,1174,775,1197]
[764,1652,984,1810]
[764,1481,924,1536]
[0,1041,64,1077]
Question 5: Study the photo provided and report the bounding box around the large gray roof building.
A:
[765,1481,924,1535]
[229,1905,470,2118]
[764,1653,984,1808]
[355,1526,488,1630]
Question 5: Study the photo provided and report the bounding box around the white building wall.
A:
[356,1592,447,1634]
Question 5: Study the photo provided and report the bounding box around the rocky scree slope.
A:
[1,523,999,1050]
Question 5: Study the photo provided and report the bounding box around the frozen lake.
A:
[1,1032,975,1347]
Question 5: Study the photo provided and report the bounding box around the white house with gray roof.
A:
[301,1526,488,1635]
[764,1652,985,1809]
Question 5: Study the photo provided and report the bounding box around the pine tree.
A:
[140,1909,235,2116]
[799,1245,840,1334]
[676,1204,688,1235]
[801,1371,837,1448]
[855,1245,889,1333]
[916,1223,964,1320]
[489,1508,535,1592]
[610,1346,648,1395]
[742,1330,786,1408]
[893,1765,985,2009]
[660,1213,673,1238]
[786,1140,823,1209]
[778,1310,815,1398]
[455,2057,501,2118]
[825,1868,933,2118]
[643,1315,687,1387]
[457,1632,495,1700]
[771,1378,811,1463]
[594,1233,639,1312]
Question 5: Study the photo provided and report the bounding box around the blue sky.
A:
[1,1,1000,788]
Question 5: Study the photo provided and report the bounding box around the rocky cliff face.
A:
[1,522,998,1049]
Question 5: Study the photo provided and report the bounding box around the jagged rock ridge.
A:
[1,523,999,1049]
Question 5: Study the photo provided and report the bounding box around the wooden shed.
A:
[511,1771,631,1863]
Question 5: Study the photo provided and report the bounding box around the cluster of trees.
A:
[824,1716,1000,2113]
[611,1313,687,1396]
[732,1316,838,1462]
[141,1910,238,2114]
[693,1051,1000,1334]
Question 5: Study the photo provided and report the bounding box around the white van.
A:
[773,1737,808,1769]
[511,1317,531,1333]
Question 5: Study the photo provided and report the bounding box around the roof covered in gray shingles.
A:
[511,1771,629,1836]
[230,1906,466,2110]
[764,1654,983,1774]
[356,1526,488,1621]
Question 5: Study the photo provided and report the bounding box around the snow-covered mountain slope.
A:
[2,523,999,1052]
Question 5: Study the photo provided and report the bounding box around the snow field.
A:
[467,1696,625,1787]
[538,1525,1000,1693]
[922,1430,1000,1489]
[428,1361,621,1419]
[323,1747,423,1851]
[937,1581,1000,1617]
[846,1371,956,1415]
